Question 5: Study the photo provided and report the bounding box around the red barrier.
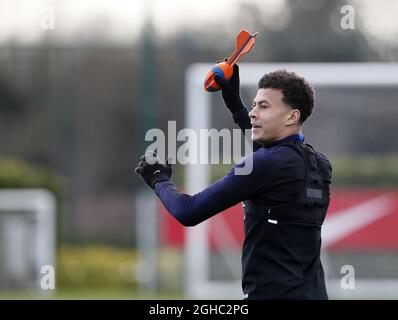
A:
[159,188,398,252]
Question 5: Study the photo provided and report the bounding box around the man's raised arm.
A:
[214,64,262,151]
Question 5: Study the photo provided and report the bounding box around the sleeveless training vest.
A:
[242,141,332,299]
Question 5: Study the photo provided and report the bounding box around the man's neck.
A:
[273,127,302,143]
[259,128,303,146]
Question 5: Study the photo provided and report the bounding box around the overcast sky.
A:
[0,0,281,43]
[0,0,397,45]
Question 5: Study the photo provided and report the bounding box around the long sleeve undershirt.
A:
[154,105,304,226]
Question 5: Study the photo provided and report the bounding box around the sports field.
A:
[0,289,184,300]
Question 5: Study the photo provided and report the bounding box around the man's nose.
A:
[249,107,257,118]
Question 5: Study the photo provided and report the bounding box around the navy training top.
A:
[154,132,305,227]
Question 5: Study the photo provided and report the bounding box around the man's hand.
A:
[214,64,244,114]
[135,152,173,189]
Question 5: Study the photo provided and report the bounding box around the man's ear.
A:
[287,109,301,126]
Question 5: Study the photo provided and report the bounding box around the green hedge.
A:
[57,245,138,289]
[0,158,62,197]
[330,154,398,187]
[57,246,186,291]
[209,154,398,187]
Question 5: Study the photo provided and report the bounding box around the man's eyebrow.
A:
[253,99,271,105]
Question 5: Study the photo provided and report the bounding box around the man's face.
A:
[249,88,296,144]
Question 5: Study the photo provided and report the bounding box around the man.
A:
[135,65,332,300]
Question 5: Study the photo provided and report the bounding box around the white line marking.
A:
[322,194,394,248]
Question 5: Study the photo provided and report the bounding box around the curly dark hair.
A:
[258,70,315,124]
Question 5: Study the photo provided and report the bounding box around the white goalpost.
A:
[185,62,398,299]
[0,189,56,292]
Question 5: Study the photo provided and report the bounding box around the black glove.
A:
[213,64,245,114]
[135,152,173,189]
